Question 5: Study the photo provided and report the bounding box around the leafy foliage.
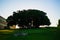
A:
[57,19,60,27]
[6,9,51,28]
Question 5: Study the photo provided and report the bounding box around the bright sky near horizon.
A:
[0,0,60,26]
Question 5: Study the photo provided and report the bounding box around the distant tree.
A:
[57,19,60,27]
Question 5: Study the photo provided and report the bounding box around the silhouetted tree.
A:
[57,19,60,27]
[6,9,51,28]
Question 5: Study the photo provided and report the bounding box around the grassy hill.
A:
[0,27,60,40]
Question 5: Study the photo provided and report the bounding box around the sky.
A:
[0,0,60,26]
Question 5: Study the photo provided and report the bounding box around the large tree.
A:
[6,9,51,28]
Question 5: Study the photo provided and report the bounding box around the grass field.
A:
[0,27,60,40]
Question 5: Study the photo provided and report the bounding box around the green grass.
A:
[0,27,60,40]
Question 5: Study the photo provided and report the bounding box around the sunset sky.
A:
[0,0,60,26]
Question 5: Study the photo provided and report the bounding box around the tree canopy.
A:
[6,9,51,28]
